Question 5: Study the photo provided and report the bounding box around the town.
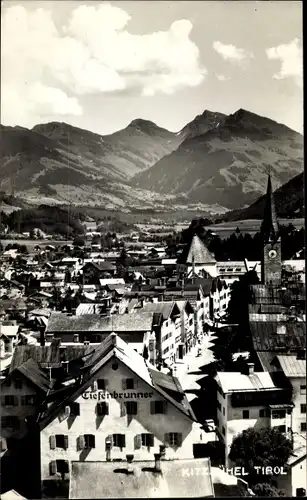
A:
[0,175,305,499]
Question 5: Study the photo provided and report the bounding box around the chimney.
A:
[154,453,162,473]
[247,363,254,375]
[39,326,45,347]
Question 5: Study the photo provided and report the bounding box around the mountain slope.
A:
[221,172,304,221]
[131,109,303,209]
[0,121,184,209]
[179,109,227,141]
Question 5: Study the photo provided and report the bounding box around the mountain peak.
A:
[128,118,160,129]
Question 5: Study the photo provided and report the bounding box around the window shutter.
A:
[150,401,155,414]
[64,436,69,450]
[49,461,56,475]
[49,435,56,450]
[164,433,170,445]
[120,402,127,417]
[162,401,168,414]
[120,434,126,448]
[13,396,18,406]
[90,435,96,449]
[105,403,109,415]
[176,433,182,446]
[134,434,142,450]
[149,434,154,447]
[122,379,127,390]
[78,435,85,451]
[92,381,98,392]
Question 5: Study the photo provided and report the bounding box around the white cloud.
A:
[266,38,302,88]
[216,74,231,81]
[1,4,206,127]
[213,41,254,62]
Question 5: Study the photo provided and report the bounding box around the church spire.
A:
[260,174,279,243]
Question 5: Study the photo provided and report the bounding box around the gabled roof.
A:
[69,458,214,499]
[46,311,154,333]
[9,343,62,372]
[4,358,52,392]
[142,301,180,321]
[38,333,197,430]
[216,371,276,393]
[178,235,216,265]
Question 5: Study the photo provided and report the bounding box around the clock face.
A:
[268,249,277,259]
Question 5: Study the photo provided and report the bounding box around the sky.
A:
[1,1,303,135]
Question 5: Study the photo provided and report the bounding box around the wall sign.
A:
[82,390,153,400]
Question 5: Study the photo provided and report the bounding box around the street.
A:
[173,333,217,398]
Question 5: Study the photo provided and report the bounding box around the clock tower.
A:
[260,174,282,285]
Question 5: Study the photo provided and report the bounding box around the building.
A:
[37,333,210,497]
[1,358,52,441]
[260,175,282,286]
[82,262,116,284]
[45,311,155,358]
[215,363,293,466]
[177,235,217,278]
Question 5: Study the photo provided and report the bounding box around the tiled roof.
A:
[276,355,306,378]
[178,235,216,265]
[143,301,180,321]
[46,311,154,333]
[9,344,61,372]
[250,321,306,351]
[69,458,214,498]
[14,358,52,392]
[83,261,116,271]
[216,371,276,393]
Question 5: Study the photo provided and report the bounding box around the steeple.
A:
[260,174,279,243]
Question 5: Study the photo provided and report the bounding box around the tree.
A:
[73,236,85,247]
[229,427,292,485]
[253,483,286,497]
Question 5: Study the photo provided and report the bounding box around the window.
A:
[272,409,286,419]
[3,395,17,406]
[84,434,95,449]
[223,407,225,416]
[56,435,69,449]
[301,423,307,432]
[277,425,286,433]
[1,416,19,429]
[259,409,270,418]
[166,432,182,446]
[50,460,69,476]
[141,433,154,447]
[97,379,106,390]
[112,363,118,371]
[70,402,80,416]
[242,410,249,419]
[300,385,306,395]
[125,401,137,415]
[222,426,226,436]
[73,334,79,343]
[113,434,126,448]
[301,404,306,414]
[21,395,36,406]
[150,401,167,414]
[123,378,134,390]
[14,378,23,389]
[97,402,109,416]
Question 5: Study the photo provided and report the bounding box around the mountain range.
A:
[0,108,303,212]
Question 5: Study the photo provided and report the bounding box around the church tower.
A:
[260,174,282,285]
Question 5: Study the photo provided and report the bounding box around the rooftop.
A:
[178,235,216,265]
[216,371,276,393]
[276,355,306,378]
[250,321,306,351]
[46,311,154,333]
